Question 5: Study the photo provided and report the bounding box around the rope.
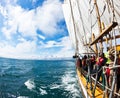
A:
[111,0,115,21]
[105,0,111,13]
[90,4,95,14]
[105,0,120,19]
[91,3,106,29]
[100,4,106,17]
[89,0,92,4]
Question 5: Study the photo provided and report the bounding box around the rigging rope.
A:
[106,0,120,18]
[100,4,106,17]
[90,4,95,14]
[111,0,115,21]
[89,0,92,4]
[91,4,106,29]
[106,0,111,13]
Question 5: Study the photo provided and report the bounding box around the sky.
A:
[0,0,74,59]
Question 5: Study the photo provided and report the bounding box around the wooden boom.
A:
[90,22,118,46]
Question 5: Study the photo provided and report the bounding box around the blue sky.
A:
[0,0,74,59]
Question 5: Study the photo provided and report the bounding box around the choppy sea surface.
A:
[0,57,83,98]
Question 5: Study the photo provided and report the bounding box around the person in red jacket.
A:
[105,64,110,87]
[76,56,82,75]
[96,53,107,81]
[82,55,88,72]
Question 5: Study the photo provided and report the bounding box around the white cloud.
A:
[0,0,72,59]
[18,36,27,42]
[35,0,64,35]
[0,0,64,39]
[38,36,74,58]
[55,36,74,57]
[1,5,37,39]
[38,40,61,49]
[0,40,37,59]
[38,36,72,48]
[0,36,74,59]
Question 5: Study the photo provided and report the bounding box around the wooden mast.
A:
[94,0,102,34]
[92,0,103,96]
[92,33,98,54]
[93,0,103,52]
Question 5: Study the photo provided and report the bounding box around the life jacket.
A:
[82,59,86,66]
[105,67,110,83]
[76,59,80,67]
[91,56,95,63]
[76,58,82,67]
[96,57,104,66]
[106,68,110,76]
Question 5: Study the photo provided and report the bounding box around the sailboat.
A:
[62,0,120,98]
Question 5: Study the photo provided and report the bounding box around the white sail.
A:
[62,1,76,50]
[62,0,120,54]
[62,0,91,54]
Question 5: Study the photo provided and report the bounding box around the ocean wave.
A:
[62,73,76,85]
[0,65,11,76]
[61,71,81,98]
[50,84,61,89]
[17,96,28,98]
[49,70,81,98]
[39,88,47,95]
[24,79,47,96]
[7,93,16,98]
[24,79,35,90]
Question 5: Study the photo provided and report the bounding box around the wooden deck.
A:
[77,68,108,98]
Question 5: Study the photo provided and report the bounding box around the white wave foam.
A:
[62,74,76,84]
[48,69,81,98]
[61,71,81,98]
[50,84,61,89]
[24,79,35,90]
[7,93,16,98]
[39,88,47,95]
[17,96,28,98]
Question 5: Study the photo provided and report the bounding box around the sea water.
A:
[0,58,83,98]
